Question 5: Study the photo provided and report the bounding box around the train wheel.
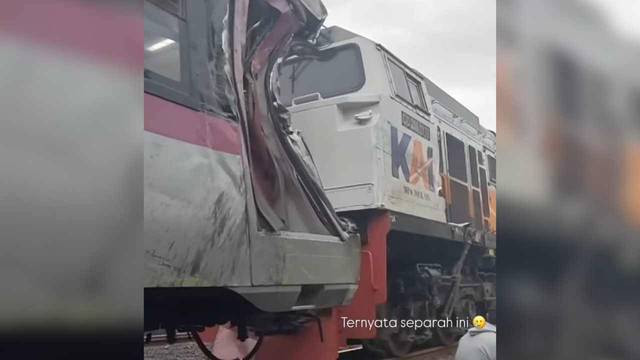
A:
[434,296,476,345]
[190,323,263,360]
[434,323,458,345]
[377,303,413,357]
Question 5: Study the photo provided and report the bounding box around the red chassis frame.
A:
[198,211,391,360]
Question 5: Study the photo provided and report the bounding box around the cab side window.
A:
[407,76,427,110]
[144,0,197,109]
[144,0,236,116]
[389,60,411,101]
[388,58,428,113]
[144,0,187,87]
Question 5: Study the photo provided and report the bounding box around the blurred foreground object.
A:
[0,0,142,357]
[498,0,640,358]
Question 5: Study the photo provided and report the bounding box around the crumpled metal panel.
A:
[145,0,359,302]
[297,0,327,22]
[243,0,350,239]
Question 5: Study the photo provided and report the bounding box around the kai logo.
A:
[391,125,435,192]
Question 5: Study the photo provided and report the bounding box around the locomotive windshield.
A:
[278,44,365,105]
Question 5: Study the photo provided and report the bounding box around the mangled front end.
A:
[144,0,360,329]
[237,0,361,311]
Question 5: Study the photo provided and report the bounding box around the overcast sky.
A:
[322,0,496,131]
[582,0,640,41]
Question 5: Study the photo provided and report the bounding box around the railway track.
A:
[338,343,457,360]
[144,331,193,347]
[385,344,457,360]
[144,334,457,360]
